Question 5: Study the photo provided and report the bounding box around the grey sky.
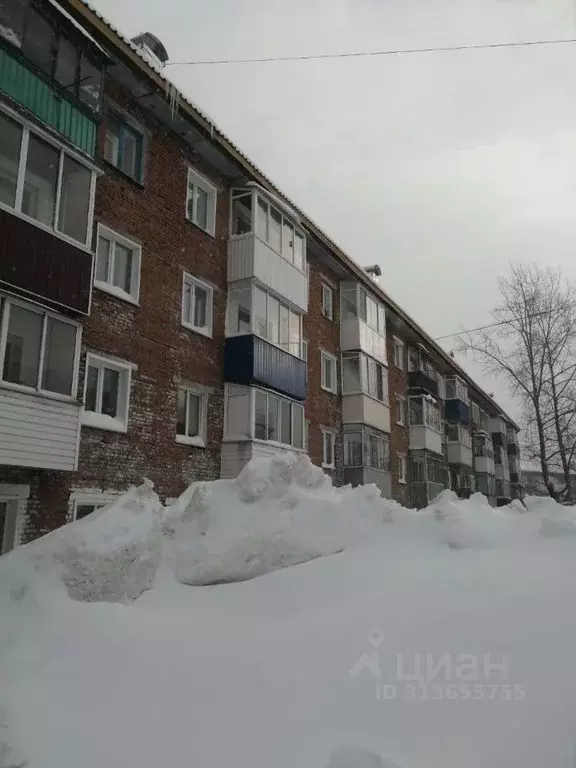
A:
[91,0,576,420]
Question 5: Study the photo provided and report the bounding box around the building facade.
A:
[0,0,523,553]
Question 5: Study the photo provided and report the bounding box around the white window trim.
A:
[181,272,214,338]
[81,352,133,433]
[321,283,334,320]
[0,296,82,402]
[0,104,98,249]
[321,350,338,394]
[176,385,208,448]
[393,336,405,370]
[94,224,141,305]
[321,428,336,469]
[396,395,407,426]
[69,490,120,522]
[397,454,407,484]
[186,167,217,236]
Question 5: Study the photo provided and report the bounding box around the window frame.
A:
[0,105,97,249]
[70,491,119,522]
[186,167,217,236]
[396,395,407,426]
[0,296,81,401]
[251,387,305,450]
[397,454,407,484]
[321,283,334,321]
[81,352,133,433]
[175,385,208,448]
[103,110,145,182]
[94,224,141,305]
[321,428,336,469]
[393,337,404,370]
[181,272,214,338]
[321,350,338,394]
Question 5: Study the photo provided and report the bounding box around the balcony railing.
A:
[0,207,93,314]
[0,44,98,156]
[224,334,306,401]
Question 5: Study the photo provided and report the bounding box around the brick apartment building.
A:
[0,0,523,553]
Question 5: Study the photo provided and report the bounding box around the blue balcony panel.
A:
[445,399,470,425]
[224,335,306,401]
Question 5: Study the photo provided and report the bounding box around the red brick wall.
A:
[387,326,410,506]
[15,78,230,540]
[303,255,343,485]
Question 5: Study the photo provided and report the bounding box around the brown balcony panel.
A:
[0,209,92,314]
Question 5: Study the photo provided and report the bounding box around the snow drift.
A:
[3,455,576,768]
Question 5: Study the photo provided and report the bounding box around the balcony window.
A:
[232,189,305,269]
[0,112,95,245]
[22,7,54,75]
[473,436,494,459]
[231,191,252,236]
[227,283,303,358]
[253,388,304,449]
[355,286,385,334]
[55,34,79,92]
[471,401,480,425]
[396,395,407,426]
[0,298,79,397]
[445,376,469,404]
[398,454,407,484]
[343,428,390,471]
[409,395,441,431]
[342,351,388,403]
[446,423,472,447]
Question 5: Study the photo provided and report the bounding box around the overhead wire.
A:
[434,301,576,342]
[166,36,576,66]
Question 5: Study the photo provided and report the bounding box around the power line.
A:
[166,36,576,66]
[434,301,576,342]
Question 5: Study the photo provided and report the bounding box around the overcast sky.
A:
[92,0,576,421]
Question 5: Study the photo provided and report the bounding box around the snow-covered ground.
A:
[2,455,576,768]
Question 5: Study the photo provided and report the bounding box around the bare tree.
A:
[460,262,576,500]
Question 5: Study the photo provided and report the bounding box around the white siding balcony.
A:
[340,283,387,363]
[342,394,390,433]
[409,395,443,455]
[0,388,80,471]
[409,425,443,455]
[446,423,473,466]
[495,463,510,482]
[475,455,495,475]
[229,187,308,312]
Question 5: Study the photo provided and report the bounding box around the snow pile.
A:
[4,456,576,768]
[165,455,399,585]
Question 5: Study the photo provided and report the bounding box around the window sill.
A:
[252,437,306,453]
[322,463,335,470]
[398,479,407,485]
[81,410,127,433]
[176,434,206,448]
[100,157,145,188]
[321,385,338,395]
[94,281,139,306]
[396,421,406,428]
[184,216,217,240]
[181,320,213,339]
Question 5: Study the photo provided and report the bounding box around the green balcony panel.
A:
[0,47,97,157]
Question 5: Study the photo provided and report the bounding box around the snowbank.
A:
[4,455,576,768]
